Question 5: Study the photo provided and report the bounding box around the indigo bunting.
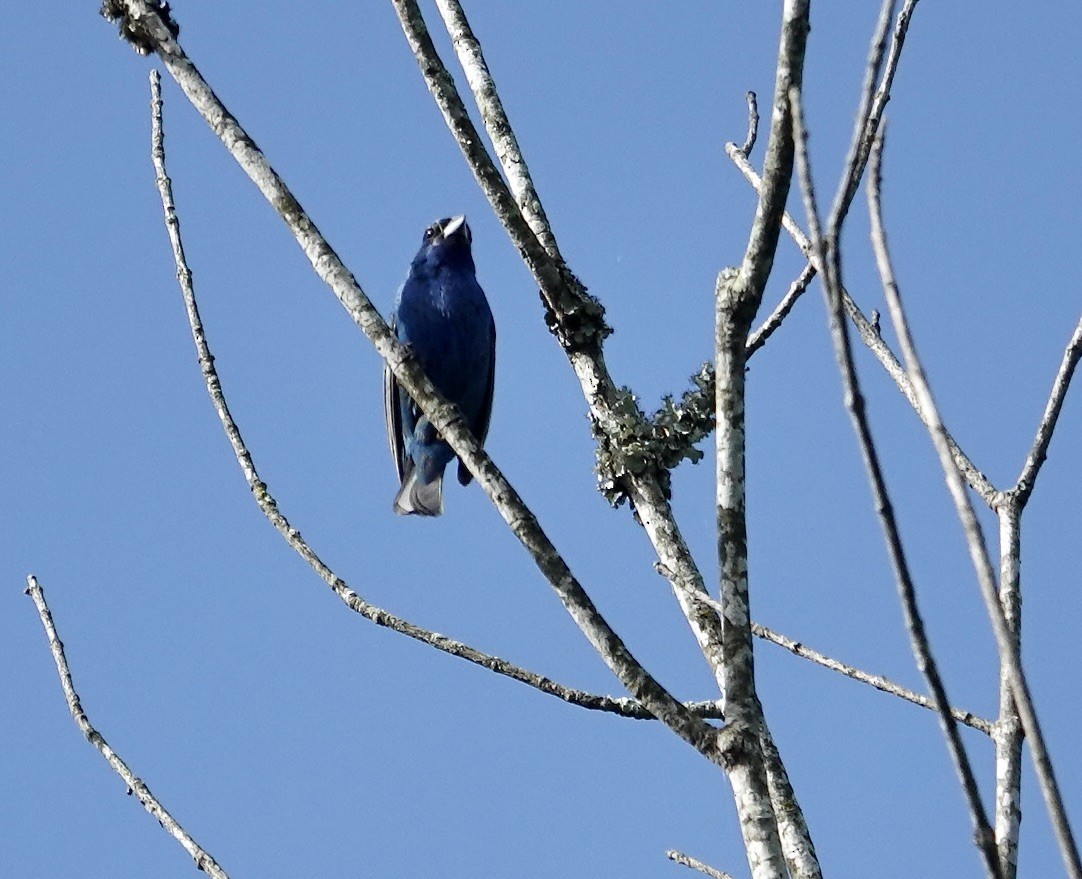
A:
[384,215,496,516]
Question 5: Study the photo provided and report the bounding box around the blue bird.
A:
[384,215,496,516]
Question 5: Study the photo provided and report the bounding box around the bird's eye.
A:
[423,225,436,241]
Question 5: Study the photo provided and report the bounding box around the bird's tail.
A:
[393,470,444,517]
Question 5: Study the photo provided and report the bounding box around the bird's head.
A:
[413,215,475,273]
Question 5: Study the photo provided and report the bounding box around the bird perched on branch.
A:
[384,215,496,516]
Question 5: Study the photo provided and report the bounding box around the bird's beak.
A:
[442,215,466,238]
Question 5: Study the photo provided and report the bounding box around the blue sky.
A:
[4,3,1081,877]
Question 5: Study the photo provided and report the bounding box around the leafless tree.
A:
[27,2,1081,877]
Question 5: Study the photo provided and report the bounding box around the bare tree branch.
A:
[828,0,921,231]
[703,3,817,875]
[746,263,818,357]
[993,506,1023,879]
[714,4,819,876]
[25,575,231,879]
[735,1,809,309]
[867,131,1081,879]
[1011,313,1082,505]
[388,0,605,353]
[664,558,991,734]
[434,0,562,261]
[715,267,787,879]
[791,78,1000,878]
[753,623,994,735]
[738,91,760,158]
[119,12,721,761]
[666,571,992,733]
[667,849,737,879]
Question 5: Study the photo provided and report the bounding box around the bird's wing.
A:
[383,315,408,483]
[458,312,496,486]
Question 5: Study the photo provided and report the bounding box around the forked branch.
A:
[866,132,1081,879]
[790,51,1000,874]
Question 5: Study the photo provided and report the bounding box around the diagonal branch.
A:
[746,262,818,357]
[867,131,1081,879]
[790,74,1001,879]
[389,0,605,353]
[667,849,737,879]
[828,0,921,231]
[1011,313,1082,505]
[667,572,993,734]
[115,7,719,760]
[26,575,231,879]
[753,623,994,735]
[434,0,562,261]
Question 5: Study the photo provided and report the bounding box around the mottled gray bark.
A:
[994,507,1023,879]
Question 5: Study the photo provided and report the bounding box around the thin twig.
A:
[667,849,737,879]
[1011,313,1082,505]
[747,262,818,356]
[740,91,760,157]
[791,79,1001,879]
[25,575,231,879]
[828,0,921,232]
[826,0,898,237]
[753,623,994,735]
[665,574,992,734]
[868,131,1081,879]
[132,40,720,762]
